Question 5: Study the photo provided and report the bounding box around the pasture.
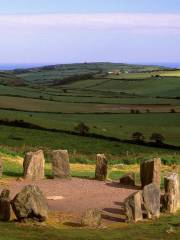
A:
[0,63,180,162]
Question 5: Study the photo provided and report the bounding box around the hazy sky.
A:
[0,0,180,64]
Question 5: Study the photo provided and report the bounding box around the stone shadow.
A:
[101,202,125,223]
[63,222,82,227]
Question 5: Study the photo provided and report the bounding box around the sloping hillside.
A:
[11,62,164,86]
[0,71,26,86]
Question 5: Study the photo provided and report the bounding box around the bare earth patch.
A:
[0,178,138,224]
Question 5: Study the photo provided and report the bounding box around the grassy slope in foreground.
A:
[0,214,179,240]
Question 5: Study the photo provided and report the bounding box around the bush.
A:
[122,158,137,165]
[170,109,176,113]
[74,122,90,136]
[150,133,165,144]
[136,109,141,114]
[132,132,145,143]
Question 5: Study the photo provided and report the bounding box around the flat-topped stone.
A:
[81,208,101,227]
[143,183,160,219]
[0,189,11,221]
[163,173,180,213]
[95,154,107,181]
[52,150,70,179]
[140,158,161,188]
[23,150,45,180]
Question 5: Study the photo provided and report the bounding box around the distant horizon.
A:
[0,62,180,70]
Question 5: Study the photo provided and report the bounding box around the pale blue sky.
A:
[0,0,180,65]
[1,0,180,14]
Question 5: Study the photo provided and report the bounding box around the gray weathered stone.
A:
[0,189,11,221]
[140,158,161,188]
[120,172,135,186]
[95,154,108,181]
[163,173,180,213]
[23,150,45,180]
[0,158,3,178]
[143,183,160,219]
[11,185,48,222]
[52,150,70,178]
[81,209,101,227]
[124,191,143,222]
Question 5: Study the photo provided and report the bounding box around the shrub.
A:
[74,122,90,136]
[170,108,176,113]
[132,132,145,143]
[122,158,136,165]
[150,133,165,144]
[135,109,141,114]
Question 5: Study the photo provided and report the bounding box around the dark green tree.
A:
[132,132,145,143]
[74,122,90,136]
[150,133,165,144]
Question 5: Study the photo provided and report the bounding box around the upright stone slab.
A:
[11,185,48,222]
[163,173,180,213]
[140,158,161,188]
[143,183,160,219]
[23,150,45,180]
[95,154,108,181]
[0,189,11,221]
[0,158,3,178]
[81,209,101,227]
[52,150,70,178]
[124,191,143,222]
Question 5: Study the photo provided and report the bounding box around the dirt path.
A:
[1,178,138,223]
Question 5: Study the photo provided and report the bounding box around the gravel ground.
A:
[1,178,138,223]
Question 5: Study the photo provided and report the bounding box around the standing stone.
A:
[81,209,101,227]
[23,150,45,180]
[140,158,161,188]
[52,150,70,179]
[124,191,143,222]
[0,158,3,178]
[120,172,135,186]
[95,154,107,181]
[11,185,48,222]
[0,189,11,221]
[163,173,180,213]
[143,183,160,219]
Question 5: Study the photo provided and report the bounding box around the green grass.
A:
[0,125,179,166]
[1,110,180,145]
[1,64,180,166]
[0,214,179,240]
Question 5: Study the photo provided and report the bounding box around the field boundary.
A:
[1,119,180,151]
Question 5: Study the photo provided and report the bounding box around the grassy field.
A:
[0,110,180,145]
[0,63,180,166]
[0,125,179,166]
